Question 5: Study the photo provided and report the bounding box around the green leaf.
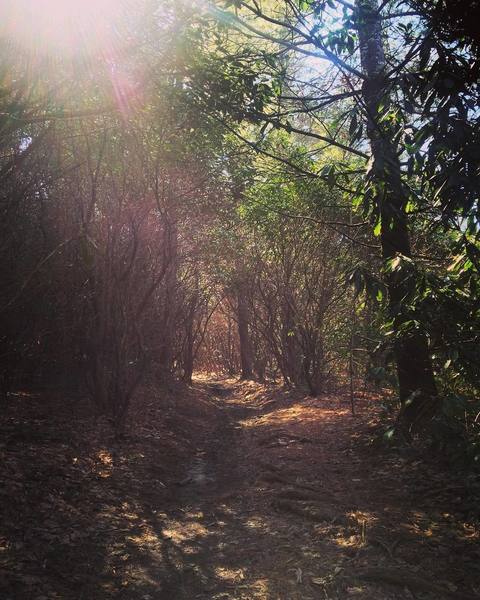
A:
[383,428,395,442]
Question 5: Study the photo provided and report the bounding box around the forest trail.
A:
[151,380,479,600]
[1,379,479,599]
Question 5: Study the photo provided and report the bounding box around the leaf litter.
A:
[0,378,479,599]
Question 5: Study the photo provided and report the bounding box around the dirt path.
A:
[1,379,479,599]
[131,380,480,600]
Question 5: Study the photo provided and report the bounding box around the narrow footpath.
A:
[1,379,479,599]
[135,380,479,600]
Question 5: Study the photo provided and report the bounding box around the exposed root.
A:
[272,499,344,524]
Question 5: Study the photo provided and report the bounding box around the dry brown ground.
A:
[1,377,479,599]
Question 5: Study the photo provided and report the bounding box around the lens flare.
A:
[0,0,130,58]
[0,1,146,118]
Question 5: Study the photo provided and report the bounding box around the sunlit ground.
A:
[2,378,479,598]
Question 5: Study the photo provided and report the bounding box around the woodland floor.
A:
[1,378,480,600]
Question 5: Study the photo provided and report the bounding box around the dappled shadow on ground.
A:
[235,391,480,599]
[1,379,479,599]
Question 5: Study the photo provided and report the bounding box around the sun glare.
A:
[1,0,130,58]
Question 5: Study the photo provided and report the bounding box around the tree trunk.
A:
[182,292,197,385]
[356,0,438,431]
[158,211,178,378]
[281,289,301,385]
[182,339,194,384]
[236,283,254,380]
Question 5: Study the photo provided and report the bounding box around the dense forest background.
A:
[1,2,480,599]
[0,0,479,449]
